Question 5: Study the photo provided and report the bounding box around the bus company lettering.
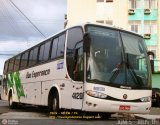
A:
[26,69,50,79]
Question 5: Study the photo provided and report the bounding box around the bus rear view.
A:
[82,24,152,114]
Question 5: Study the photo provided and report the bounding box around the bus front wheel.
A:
[48,91,59,112]
[99,113,111,119]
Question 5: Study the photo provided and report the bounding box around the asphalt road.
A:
[0,100,160,125]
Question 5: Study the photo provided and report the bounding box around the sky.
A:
[0,0,67,74]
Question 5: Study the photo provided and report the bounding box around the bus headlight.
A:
[86,90,107,99]
[140,97,151,102]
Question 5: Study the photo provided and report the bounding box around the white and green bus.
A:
[1,23,152,117]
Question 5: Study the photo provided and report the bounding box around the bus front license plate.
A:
[119,105,130,111]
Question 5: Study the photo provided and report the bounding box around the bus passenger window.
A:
[14,55,21,71]
[51,38,58,59]
[28,50,34,66]
[39,40,51,63]
[28,47,38,66]
[39,44,45,62]
[8,58,15,72]
[43,40,51,61]
[57,34,66,58]
[20,52,29,69]
[4,61,9,74]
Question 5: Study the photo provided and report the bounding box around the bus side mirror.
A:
[147,51,154,73]
[83,33,91,54]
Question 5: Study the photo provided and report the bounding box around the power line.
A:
[0,0,20,37]
[0,54,15,56]
[0,51,20,52]
[9,0,46,38]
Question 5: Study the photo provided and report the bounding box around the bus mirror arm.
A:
[83,33,91,54]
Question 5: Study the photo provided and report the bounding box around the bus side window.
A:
[13,55,21,71]
[57,33,66,58]
[4,61,9,74]
[66,27,83,81]
[28,47,38,66]
[20,52,29,69]
[8,58,15,72]
[38,40,51,63]
[28,49,34,66]
[39,44,45,62]
[51,38,58,59]
[43,40,51,61]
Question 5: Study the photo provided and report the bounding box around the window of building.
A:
[97,0,104,2]
[144,24,157,34]
[145,0,157,9]
[145,0,150,8]
[96,20,104,24]
[106,20,113,25]
[150,0,157,9]
[129,24,141,33]
[96,20,113,25]
[150,24,157,34]
[106,0,113,2]
[131,25,138,33]
[129,0,141,9]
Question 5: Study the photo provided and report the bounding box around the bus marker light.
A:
[93,104,97,107]
[119,105,130,111]
[65,74,69,79]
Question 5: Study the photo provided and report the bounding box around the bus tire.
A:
[157,96,160,107]
[99,113,111,120]
[9,92,18,109]
[48,91,59,112]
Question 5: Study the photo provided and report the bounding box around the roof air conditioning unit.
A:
[144,9,151,15]
[144,33,151,39]
[128,9,135,15]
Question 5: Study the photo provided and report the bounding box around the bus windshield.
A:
[85,25,150,89]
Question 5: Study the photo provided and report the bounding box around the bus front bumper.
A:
[82,95,151,114]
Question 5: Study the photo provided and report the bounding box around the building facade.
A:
[66,0,160,71]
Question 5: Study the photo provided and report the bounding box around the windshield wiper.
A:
[109,60,144,87]
[126,62,144,87]
[90,79,103,83]
[109,61,124,82]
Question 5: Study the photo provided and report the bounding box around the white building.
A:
[66,0,160,71]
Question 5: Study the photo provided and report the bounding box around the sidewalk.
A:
[134,114,160,120]
[134,107,160,120]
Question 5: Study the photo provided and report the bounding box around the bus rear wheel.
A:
[48,91,59,112]
[9,93,18,109]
